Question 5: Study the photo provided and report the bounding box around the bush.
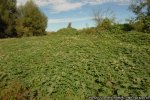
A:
[132,20,145,32]
[57,28,78,35]
[143,16,150,33]
[109,24,124,34]
[114,31,150,45]
[97,18,112,30]
[79,27,97,34]
[131,17,150,33]
[122,24,133,31]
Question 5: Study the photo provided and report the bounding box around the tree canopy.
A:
[0,0,17,38]
[16,1,47,37]
[0,0,47,38]
[129,0,150,33]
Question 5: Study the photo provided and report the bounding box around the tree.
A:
[99,18,112,30]
[130,0,150,18]
[129,0,150,33]
[0,0,17,38]
[92,8,116,27]
[16,1,47,37]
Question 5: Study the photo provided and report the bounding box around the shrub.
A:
[122,23,133,31]
[79,27,97,34]
[143,16,150,33]
[114,31,150,45]
[131,17,150,33]
[97,18,112,30]
[57,28,78,35]
[132,20,145,32]
[109,24,124,34]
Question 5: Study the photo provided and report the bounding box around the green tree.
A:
[0,0,17,38]
[129,0,150,33]
[16,1,47,37]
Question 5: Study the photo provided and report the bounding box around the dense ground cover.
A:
[0,32,150,99]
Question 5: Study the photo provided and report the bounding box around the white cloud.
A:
[48,17,93,24]
[17,0,83,13]
[81,0,131,5]
[49,0,83,13]
[17,0,131,13]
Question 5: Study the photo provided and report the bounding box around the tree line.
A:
[0,0,150,39]
[129,0,150,33]
[0,0,47,38]
[92,0,150,33]
[55,0,150,34]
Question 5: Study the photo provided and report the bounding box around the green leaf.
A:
[117,89,128,96]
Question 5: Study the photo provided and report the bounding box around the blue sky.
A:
[17,0,135,31]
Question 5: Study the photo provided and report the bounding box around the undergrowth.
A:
[0,31,150,99]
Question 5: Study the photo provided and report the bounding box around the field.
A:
[0,32,150,99]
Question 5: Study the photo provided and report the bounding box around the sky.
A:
[16,0,135,31]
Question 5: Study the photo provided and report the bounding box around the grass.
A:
[0,32,150,99]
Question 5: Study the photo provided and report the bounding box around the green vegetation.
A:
[97,18,112,30]
[0,31,150,99]
[129,0,150,33]
[57,28,78,35]
[16,1,47,37]
[0,0,47,38]
[0,0,150,99]
[0,0,17,38]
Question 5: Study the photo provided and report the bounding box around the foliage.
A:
[0,0,47,38]
[0,32,150,99]
[97,18,112,30]
[142,16,150,33]
[129,0,150,19]
[57,28,78,35]
[109,24,133,34]
[131,20,145,32]
[129,0,150,33]
[79,27,97,34]
[109,24,124,34]
[92,8,116,31]
[122,23,133,31]
[0,0,17,38]
[92,8,115,27]
[16,1,47,37]
[0,80,38,99]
